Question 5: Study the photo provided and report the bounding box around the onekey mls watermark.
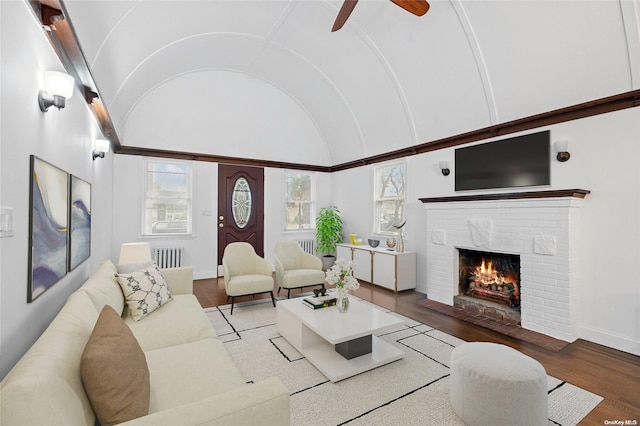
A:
[604,421,638,425]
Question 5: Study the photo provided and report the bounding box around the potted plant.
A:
[315,206,343,270]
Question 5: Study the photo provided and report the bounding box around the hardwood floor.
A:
[194,277,640,425]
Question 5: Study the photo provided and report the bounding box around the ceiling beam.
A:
[27,0,122,148]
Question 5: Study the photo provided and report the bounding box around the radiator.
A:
[153,247,185,268]
[297,239,316,255]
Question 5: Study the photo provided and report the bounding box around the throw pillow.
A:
[115,264,173,321]
[81,306,150,426]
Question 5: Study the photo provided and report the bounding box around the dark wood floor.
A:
[194,277,640,425]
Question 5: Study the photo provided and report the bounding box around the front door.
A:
[217,164,264,265]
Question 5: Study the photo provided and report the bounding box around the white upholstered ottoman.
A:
[450,342,548,426]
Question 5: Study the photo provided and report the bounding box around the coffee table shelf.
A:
[276,295,405,382]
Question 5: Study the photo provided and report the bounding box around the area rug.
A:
[205,296,602,426]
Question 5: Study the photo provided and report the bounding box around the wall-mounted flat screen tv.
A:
[455,130,550,191]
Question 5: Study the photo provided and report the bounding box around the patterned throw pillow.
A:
[115,264,173,321]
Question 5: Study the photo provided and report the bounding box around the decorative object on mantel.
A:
[349,233,358,244]
[367,238,380,248]
[326,258,359,313]
[393,219,407,253]
[554,140,570,162]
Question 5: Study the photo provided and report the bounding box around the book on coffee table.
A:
[303,294,337,309]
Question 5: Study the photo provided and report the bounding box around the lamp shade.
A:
[553,140,568,153]
[95,139,111,153]
[44,71,74,99]
[118,243,152,264]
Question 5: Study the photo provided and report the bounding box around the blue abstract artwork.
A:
[29,156,68,302]
[69,175,91,271]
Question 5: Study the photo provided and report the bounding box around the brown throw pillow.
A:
[81,306,150,426]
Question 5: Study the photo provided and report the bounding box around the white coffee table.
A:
[276,295,405,382]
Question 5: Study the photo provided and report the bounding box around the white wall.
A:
[332,107,640,356]
[112,156,332,278]
[0,1,113,378]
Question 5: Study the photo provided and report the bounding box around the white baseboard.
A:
[578,325,640,356]
[193,269,218,280]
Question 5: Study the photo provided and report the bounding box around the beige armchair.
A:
[274,240,326,298]
[222,242,275,314]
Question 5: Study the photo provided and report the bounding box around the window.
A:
[143,160,192,236]
[374,161,406,235]
[285,171,315,230]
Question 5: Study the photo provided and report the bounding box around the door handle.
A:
[219,223,224,228]
[219,215,224,220]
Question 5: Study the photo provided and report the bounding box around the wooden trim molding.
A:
[331,89,640,172]
[115,146,331,172]
[419,189,590,204]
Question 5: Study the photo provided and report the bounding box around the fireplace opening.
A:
[458,249,520,307]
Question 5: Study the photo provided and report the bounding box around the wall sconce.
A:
[439,161,450,176]
[93,139,110,160]
[554,141,570,162]
[38,71,74,112]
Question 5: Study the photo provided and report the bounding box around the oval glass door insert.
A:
[232,177,251,228]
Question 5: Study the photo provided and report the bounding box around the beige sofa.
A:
[0,260,290,425]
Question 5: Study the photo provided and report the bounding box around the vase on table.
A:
[326,258,359,314]
[336,290,350,313]
[397,232,404,253]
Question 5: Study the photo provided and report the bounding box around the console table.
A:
[336,243,416,292]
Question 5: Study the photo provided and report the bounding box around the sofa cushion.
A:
[81,305,150,426]
[282,269,326,288]
[0,291,98,426]
[116,264,173,321]
[125,294,217,352]
[81,260,125,315]
[144,338,246,414]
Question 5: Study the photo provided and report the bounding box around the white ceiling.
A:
[64,0,640,167]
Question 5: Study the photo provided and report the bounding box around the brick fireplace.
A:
[421,189,589,342]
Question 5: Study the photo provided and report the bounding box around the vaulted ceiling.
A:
[63,0,640,167]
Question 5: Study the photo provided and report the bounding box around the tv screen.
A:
[455,131,550,191]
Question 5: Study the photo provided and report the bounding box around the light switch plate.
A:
[0,207,14,238]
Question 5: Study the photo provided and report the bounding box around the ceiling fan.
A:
[332,0,430,32]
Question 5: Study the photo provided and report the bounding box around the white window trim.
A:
[141,158,194,238]
[372,160,406,237]
[283,170,316,232]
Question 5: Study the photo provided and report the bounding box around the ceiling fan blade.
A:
[332,0,359,32]
[389,0,430,17]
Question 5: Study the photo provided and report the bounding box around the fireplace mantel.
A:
[422,189,589,342]
[419,189,590,204]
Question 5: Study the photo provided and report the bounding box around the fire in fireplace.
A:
[458,249,520,308]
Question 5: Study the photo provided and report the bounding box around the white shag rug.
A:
[205,296,602,426]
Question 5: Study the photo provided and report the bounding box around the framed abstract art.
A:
[28,155,69,302]
[69,175,91,271]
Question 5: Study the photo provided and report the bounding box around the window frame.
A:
[142,159,194,237]
[373,160,406,236]
[284,170,316,232]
